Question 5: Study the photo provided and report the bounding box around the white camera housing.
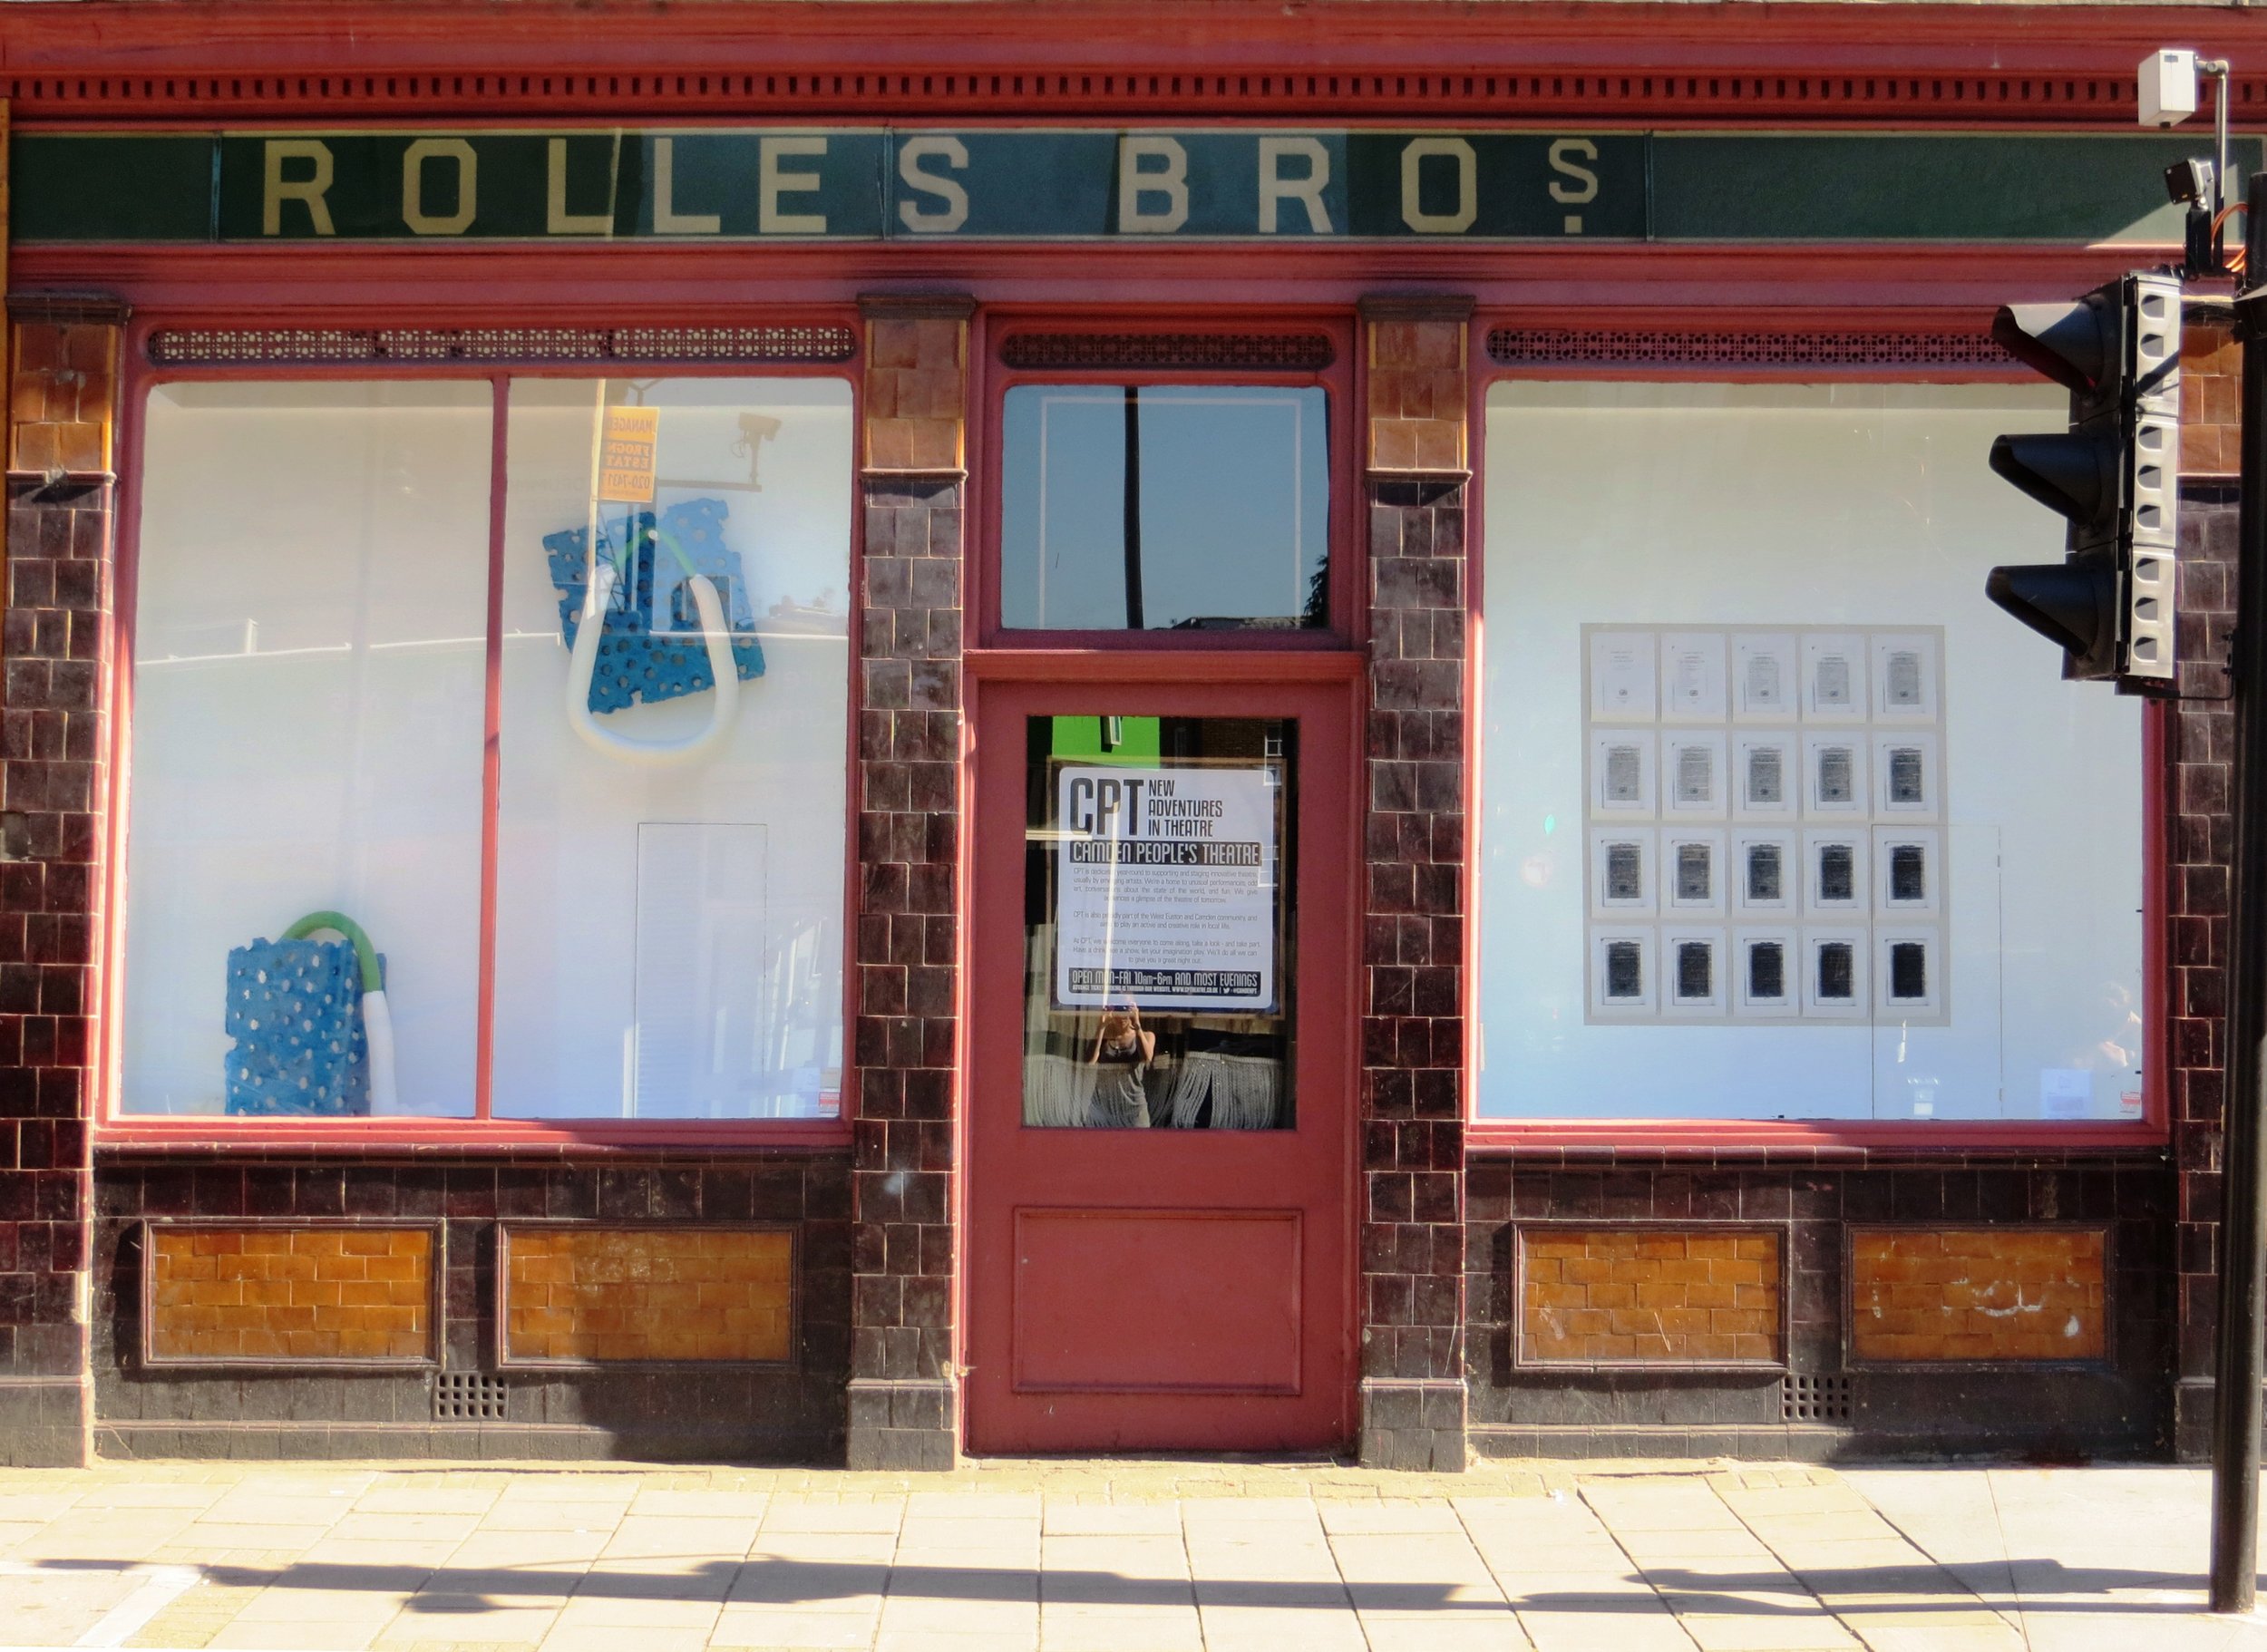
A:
[2141,48,2200,127]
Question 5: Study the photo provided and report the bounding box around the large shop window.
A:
[1478,382,2145,1124]
[121,375,852,1123]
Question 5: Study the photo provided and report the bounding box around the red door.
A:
[965,671,1357,1453]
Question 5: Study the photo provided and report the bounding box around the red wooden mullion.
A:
[475,375,509,1122]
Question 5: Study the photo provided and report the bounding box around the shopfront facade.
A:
[0,0,2254,1469]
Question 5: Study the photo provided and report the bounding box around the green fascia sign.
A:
[9,127,2254,246]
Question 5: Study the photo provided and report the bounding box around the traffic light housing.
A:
[1985,272,2181,685]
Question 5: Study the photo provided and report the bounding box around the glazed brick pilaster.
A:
[2170,316,2242,1456]
[847,296,968,1471]
[0,298,123,1467]
[1357,296,1472,1471]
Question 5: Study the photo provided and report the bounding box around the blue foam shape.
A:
[545,498,766,715]
[222,937,381,1117]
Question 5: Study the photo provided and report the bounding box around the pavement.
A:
[0,1457,2263,1651]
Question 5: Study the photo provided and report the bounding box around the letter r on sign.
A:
[263,140,336,236]
[1259,137,1332,234]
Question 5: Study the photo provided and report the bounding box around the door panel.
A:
[1011,1209,1303,1394]
[966,677,1357,1454]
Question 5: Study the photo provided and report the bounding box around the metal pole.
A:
[1122,385,1144,629]
[2211,169,2267,1615]
[2205,60,2233,270]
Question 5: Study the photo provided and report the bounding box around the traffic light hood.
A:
[1992,296,2116,397]
[1989,430,2116,527]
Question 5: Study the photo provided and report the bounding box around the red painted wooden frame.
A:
[960,661,1363,1452]
[3,2,2261,125]
[31,0,2197,1164]
[97,313,866,1149]
[969,308,1362,655]
[6,243,2182,328]
[1465,330,2173,1152]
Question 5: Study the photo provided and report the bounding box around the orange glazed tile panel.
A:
[504,1229,794,1364]
[864,316,966,473]
[1849,1228,2107,1365]
[1519,1229,1783,1365]
[147,1227,433,1363]
[8,317,119,475]
[2181,317,2239,479]
[1367,317,1466,475]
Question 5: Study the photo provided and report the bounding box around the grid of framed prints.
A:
[1583,626,1948,1026]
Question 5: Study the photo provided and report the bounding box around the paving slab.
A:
[1036,1604,1205,1652]
[710,1606,881,1648]
[7,1457,2267,1649]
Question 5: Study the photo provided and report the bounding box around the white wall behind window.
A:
[1479,382,2144,1122]
[123,381,492,1115]
[491,378,851,1120]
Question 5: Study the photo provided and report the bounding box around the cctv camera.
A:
[2166,158,2216,205]
[2141,49,2201,127]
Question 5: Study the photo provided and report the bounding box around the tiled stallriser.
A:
[92,1154,851,1462]
[1467,1160,2170,1459]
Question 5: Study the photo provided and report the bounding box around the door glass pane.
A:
[1023,716,1297,1129]
[1000,385,1329,630]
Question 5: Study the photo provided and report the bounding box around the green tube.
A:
[650,523,704,586]
[281,911,383,992]
[592,521,708,617]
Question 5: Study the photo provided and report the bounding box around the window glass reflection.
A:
[1023,715,1297,1129]
[1477,381,2143,1123]
[1001,384,1329,631]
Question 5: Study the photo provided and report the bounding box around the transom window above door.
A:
[1000,384,1330,632]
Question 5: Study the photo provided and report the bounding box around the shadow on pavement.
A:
[22,1552,2220,1617]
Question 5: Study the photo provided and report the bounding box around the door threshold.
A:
[956,1450,1351,1467]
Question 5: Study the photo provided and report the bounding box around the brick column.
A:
[1357,296,1473,1471]
[0,296,122,1467]
[2171,314,2240,1458]
[845,296,970,1471]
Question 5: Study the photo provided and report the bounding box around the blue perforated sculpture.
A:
[223,912,392,1117]
[545,498,765,714]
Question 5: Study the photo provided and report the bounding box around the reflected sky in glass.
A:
[1001,384,1329,630]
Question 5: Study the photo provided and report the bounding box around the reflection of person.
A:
[1086,998,1155,1129]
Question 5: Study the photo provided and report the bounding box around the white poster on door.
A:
[1053,764,1279,1012]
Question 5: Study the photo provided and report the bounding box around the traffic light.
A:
[1984,271,2181,685]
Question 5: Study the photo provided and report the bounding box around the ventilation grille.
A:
[1488,327,2009,373]
[433,1372,509,1423]
[1781,1373,1855,1424]
[1000,332,1334,373]
[148,324,857,369]
[5,69,2260,121]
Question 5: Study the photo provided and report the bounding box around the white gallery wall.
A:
[491,378,851,1120]
[125,382,492,1115]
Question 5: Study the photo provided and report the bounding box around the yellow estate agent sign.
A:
[598,405,658,502]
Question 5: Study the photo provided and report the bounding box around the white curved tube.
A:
[566,559,743,765]
[361,988,402,1117]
